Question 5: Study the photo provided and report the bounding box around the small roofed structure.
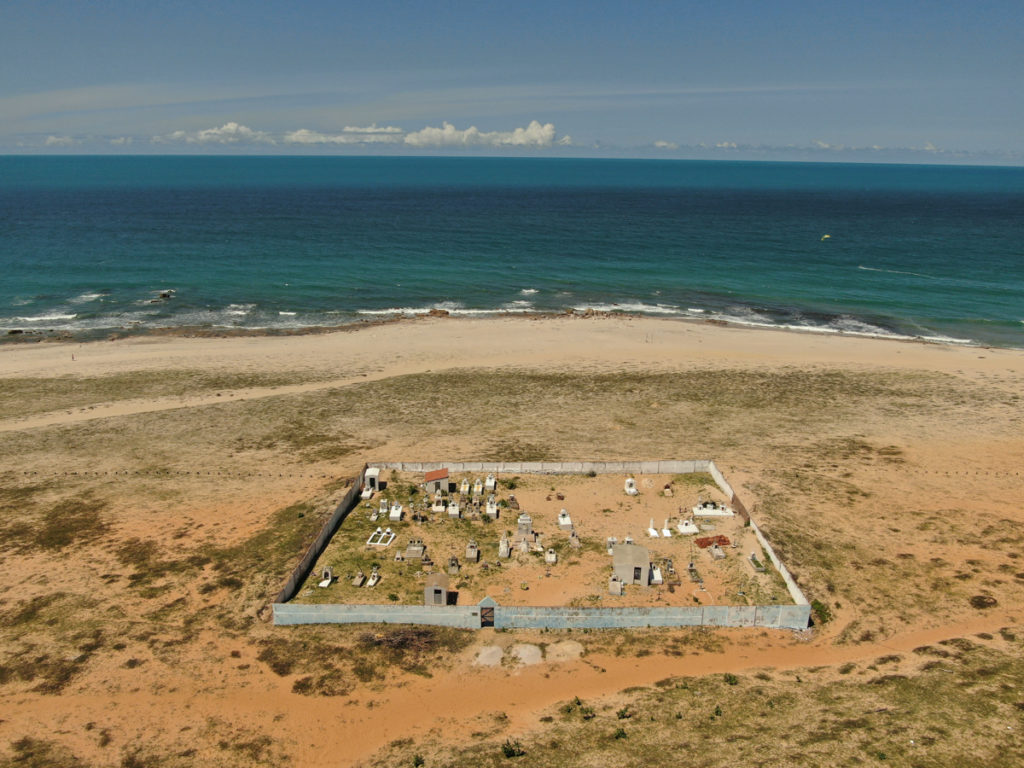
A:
[624,477,638,496]
[613,543,651,586]
[424,573,450,606]
[361,467,381,499]
[424,468,450,494]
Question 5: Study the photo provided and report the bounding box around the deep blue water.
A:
[1,156,1022,347]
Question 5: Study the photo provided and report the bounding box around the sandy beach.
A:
[1,315,1022,766]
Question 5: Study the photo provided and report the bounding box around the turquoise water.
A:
[1,156,1022,347]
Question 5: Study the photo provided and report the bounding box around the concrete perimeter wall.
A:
[273,603,481,629]
[750,519,809,606]
[368,460,713,475]
[273,602,811,631]
[271,467,367,605]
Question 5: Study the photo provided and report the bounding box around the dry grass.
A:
[0,353,1021,766]
[368,630,1024,768]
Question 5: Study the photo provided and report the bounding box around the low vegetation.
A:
[371,631,1024,767]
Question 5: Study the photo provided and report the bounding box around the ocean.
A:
[1,156,1022,348]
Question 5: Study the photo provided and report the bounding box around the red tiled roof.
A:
[424,468,449,483]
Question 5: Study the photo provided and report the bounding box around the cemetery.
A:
[282,461,808,630]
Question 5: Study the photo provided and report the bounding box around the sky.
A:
[2,0,1022,163]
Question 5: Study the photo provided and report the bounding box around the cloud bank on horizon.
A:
[144,119,571,149]
[28,118,1004,164]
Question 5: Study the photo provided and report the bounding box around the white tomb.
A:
[557,509,573,531]
[677,518,699,535]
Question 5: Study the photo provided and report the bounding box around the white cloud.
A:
[44,135,78,146]
[109,136,132,146]
[715,141,738,149]
[403,120,567,148]
[153,122,274,145]
[341,124,403,134]
[283,128,402,145]
[653,140,678,150]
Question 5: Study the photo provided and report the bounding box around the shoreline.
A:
[1,307,1015,354]
[4,314,1024,391]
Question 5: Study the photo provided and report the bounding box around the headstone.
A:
[609,575,624,596]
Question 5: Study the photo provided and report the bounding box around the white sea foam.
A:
[9,313,78,322]
[519,288,538,295]
[70,292,104,303]
[571,302,682,316]
[502,300,534,310]
[278,311,297,316]
[225,303,255,316]
[686,308,706,314]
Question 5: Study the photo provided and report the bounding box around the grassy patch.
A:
[368,632,1024,767]
[254,625,473,695]
[0,493,109,553]
[0,369,323,419]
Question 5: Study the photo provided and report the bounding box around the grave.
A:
[405,538,427,560]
